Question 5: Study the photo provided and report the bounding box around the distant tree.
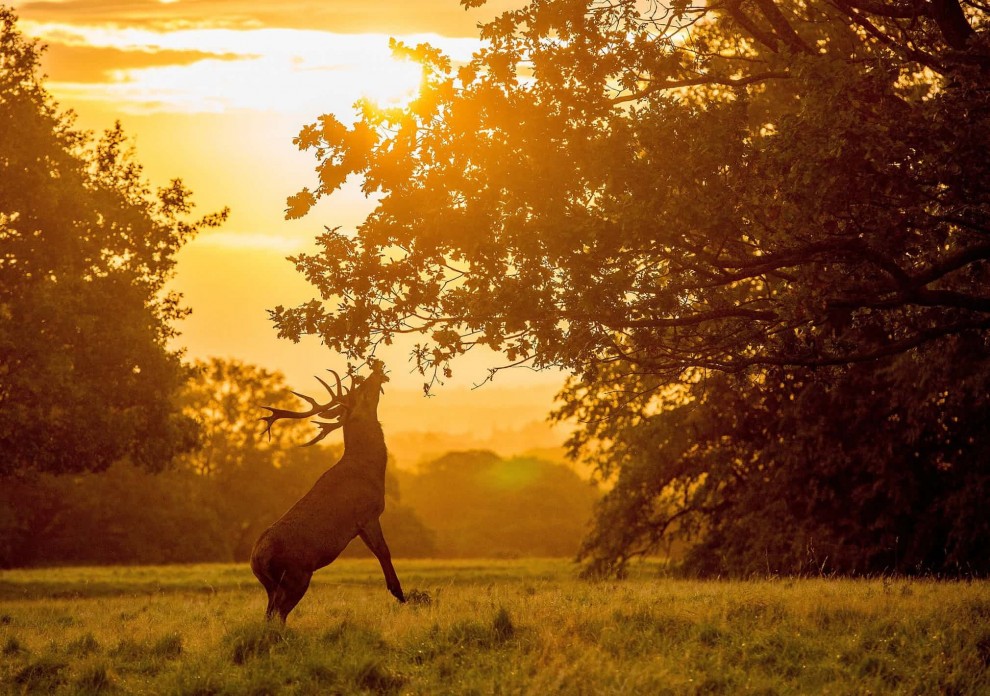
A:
[0,7,227,476]
[176,359,319,559]
[8,463,232,566]
[367,477,439,559]
[179,358,315,475]
[272,1,990,575]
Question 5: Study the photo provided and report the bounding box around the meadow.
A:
[1,559,988,695]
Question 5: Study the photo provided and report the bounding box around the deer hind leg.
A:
[359,518,405,603]
[269,568,312,624]
[251,554,280,621]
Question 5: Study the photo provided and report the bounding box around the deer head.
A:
[348,362,389,422]
[259,363,389,447]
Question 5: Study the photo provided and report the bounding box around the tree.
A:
[0,462,232,567]
[179,358,316,475]
[569,342,990,577]
[0,7,227,475]
[273,1,990,574]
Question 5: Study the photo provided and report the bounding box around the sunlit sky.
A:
[14,0,565,449]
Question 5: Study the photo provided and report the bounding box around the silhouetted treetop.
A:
[0,6,228,475]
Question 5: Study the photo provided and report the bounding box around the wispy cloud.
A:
[16,0,520,37]
[25,21,479,65]
[23,21,481,115]
[39,43,244,82]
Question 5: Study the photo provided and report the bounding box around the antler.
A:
[260,370,350,446]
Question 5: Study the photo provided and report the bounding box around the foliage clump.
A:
[72,663,115,695]
[153,632,184,660]
[66,633,101,656]
[12,656,68,691]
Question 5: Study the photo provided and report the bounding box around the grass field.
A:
[1,559,988,694]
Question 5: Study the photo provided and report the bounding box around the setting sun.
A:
[355,45,424,108]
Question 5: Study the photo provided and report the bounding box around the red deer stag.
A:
[250,362,405,623]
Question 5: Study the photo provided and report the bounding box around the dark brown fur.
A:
[250,367,404,622]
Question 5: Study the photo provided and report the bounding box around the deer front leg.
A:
[358,518,405,603]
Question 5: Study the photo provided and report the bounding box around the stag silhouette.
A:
[250,362,404,623]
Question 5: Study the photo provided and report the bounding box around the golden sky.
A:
[14,0,565,451]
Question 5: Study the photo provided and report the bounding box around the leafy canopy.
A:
[276,0,990,574]
[276,0,988,383]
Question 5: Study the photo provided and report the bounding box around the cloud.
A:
[24,21,479,61]
[24,22,480,115]
[16,0,523,38]
[39,43,245,82]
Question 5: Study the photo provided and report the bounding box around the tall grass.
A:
[1,560,987,694]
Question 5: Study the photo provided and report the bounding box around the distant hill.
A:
[396,450,599,558]
[386,421,571,470]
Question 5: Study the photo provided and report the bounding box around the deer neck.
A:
[340,416,387,477]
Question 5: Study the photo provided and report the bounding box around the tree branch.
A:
[910,243,990,287]
[840,0,927,18]
[721,0,783,51]
[833,0,946,70]
[751,0,815,53]
[600,307,778,329]
[728,318,990,370]
[928,0,977,49]
[609,71,790,105]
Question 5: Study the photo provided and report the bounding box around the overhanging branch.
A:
[609,71,790,105]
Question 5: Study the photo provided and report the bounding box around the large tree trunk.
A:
[929,0,976,50]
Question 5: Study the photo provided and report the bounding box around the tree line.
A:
[0,451,595,567]
[0,357,596,567]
